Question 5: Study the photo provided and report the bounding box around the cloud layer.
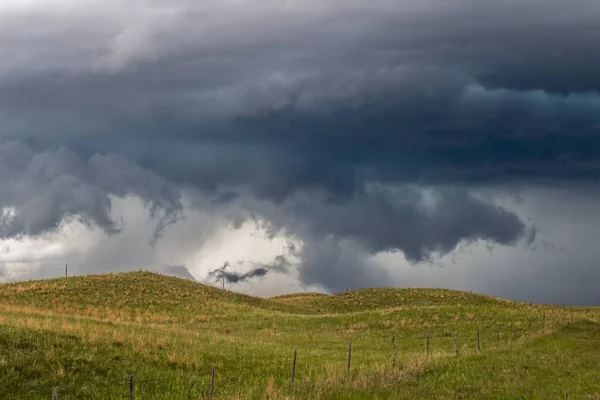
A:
[0,141,182,242]
[0,0,598,295]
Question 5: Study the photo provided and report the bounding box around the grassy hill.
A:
[272,287,512,313]
[0,271,598,399]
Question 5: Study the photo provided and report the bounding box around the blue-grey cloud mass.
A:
[0,0,599,300]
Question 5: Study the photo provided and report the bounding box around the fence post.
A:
[392,336,397,368]
[426,332,430,359]
[347,339,352,379]
[210,364,215,400]
[455,332,458,356]
[52,388,58,400]
[291,350,297,392]
[496,329,499,347]
[129,375,134,400]
[477,331,480,353]
[514,324,517,341]
[543,311,546,333]
[571,305,573,323]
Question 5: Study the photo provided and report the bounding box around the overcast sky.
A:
[1,0,599,305]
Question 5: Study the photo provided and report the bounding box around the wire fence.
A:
[3,311,590,400]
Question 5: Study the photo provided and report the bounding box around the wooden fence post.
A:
[455,332,458,356]
[477,331,480,353]
[291,350,297,392]
[426,332,430,359]
[571,305,573,323]
[392,336,397,368]
[210,364,215,400]
[543,311,546,333]
[347,339,352,379]
[129,375,134,400]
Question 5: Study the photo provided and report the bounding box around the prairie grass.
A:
[0,271,598,399]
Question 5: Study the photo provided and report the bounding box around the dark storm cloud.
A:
[296,237,393,293]
[207,255,293,284]
[0,0,598,291]
[283,186,529,263]
[232,185,532,290]
[2,1,600,168]
[0,141,182,241]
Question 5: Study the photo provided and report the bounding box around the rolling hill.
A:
[0,271,598,399]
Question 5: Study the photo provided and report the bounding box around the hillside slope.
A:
[271,287,514,313]
[0,271,307,323]
[0,272,598,399]
[0,271,521,322]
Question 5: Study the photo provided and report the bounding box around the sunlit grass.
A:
[0,271,598,399]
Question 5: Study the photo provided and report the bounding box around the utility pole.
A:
[222,277,225,290]
[65,264,68,277]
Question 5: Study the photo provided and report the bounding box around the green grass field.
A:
[0,271,598,399]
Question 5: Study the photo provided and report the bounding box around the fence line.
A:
[9,314,581,400]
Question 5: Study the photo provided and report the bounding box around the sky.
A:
[0,0,599,305]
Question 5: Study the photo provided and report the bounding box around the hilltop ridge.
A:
[0,271,519,322]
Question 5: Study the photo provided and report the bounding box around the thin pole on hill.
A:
[571,305,573,323]
[129,376,134,400]
[454,332,458,356]
[553,309,556,329]
[291,349,297,393]
[392,336,397,368]
[426,333,430,359]
[222,278,225,290]
[496,329,499,347]
[210,364,216,400]
[347,339,353,379]
[543,311,546,333]
[65,264,67,277]
[514,324,517,341]
[477,331,480,353]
